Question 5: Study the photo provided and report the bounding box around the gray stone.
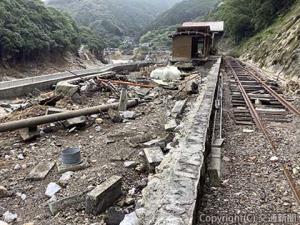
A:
[63,116,87,128]
[143,147,164,172]
[85,175,122,215]
[143,138,166,149]
[185,80,199,94]
[164,119,177,131]
[0,186,9,198]
[48,191,87,215]
[19,127,40,141]
[58,171,74,187]
[171,100,187,118]
[108,109,122,123]
[27,161,55,180]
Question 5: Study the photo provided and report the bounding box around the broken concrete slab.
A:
[55,81,79,97]
[49,191,88,215]
[63,116,87,128]
[27,161,55,181]
[19,127,40,141]
[86,175,122,215]
[56,159,89,174]
[143,147,164,172]
[164,119,177,131]
[143,138,166,149]
[171,99,187,118]
[185,80,199,94]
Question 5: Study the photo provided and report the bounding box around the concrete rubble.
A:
[0,58,220,224]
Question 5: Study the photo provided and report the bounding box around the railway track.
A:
[224,57,300,205]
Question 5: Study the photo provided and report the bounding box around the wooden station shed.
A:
[170,21,224,62]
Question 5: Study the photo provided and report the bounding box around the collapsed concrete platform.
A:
[0,61,151,99]
[135,58,221,225]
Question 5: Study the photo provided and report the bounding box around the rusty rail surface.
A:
[226,58,300,205]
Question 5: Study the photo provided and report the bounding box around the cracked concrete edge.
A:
[136,57,221,225]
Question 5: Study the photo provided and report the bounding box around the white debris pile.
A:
[150,66,181,81]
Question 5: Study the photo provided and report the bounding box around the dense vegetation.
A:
[214,0,295,43]
[0,0,104,64]
[139,0,220,49]
[46,0,182,46]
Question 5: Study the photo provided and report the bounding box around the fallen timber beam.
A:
[0,99,139,133]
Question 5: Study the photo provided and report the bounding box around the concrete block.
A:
[171,100,187,118]
[19,127,40,141]
[56,159,89,174]
[143,147,164,172]
[85,175,122,215]
[208,147,221,186]
[55,81,79,97]
[49,191,87,215]
[63,116,87,128]
[27,161,55,181]
[164,119,177,131]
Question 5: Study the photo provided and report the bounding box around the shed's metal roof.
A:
[182,21,224,32]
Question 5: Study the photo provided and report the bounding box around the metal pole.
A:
[0,99,139,133]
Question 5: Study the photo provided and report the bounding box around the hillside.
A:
[139,0,220,49]
[46,0,182,46]
[240,1,300,81]
[0,0,104,65]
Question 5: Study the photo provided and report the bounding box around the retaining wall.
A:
[136,57,221,225]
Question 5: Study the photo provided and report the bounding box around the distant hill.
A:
[145,0,220,31]
[139,0,220,49]
[46,0,182,43]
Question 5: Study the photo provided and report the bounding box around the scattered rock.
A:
[242,128,254,133]
[124,197,135,206]
[105,207,125,225]
[120,111,136,119]
[95,126,102,132]
[3,211,17,223]
[58,171,74,187]
[0,221,8,225]
[223,156,231,162]
[0,186,9,198]
[270,156,279,162]
[14,164,21,170]
[124,161,138,168]
[108,109,122,123]
[17,154,25,160]
[96,118,104,124]
[45,182,61,198]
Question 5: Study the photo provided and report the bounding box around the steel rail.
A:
[233,58,300,116]
[226,58,300,205]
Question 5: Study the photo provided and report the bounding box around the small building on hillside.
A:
[169,21,224,63]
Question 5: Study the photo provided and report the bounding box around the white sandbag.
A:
[150,66,181,81]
